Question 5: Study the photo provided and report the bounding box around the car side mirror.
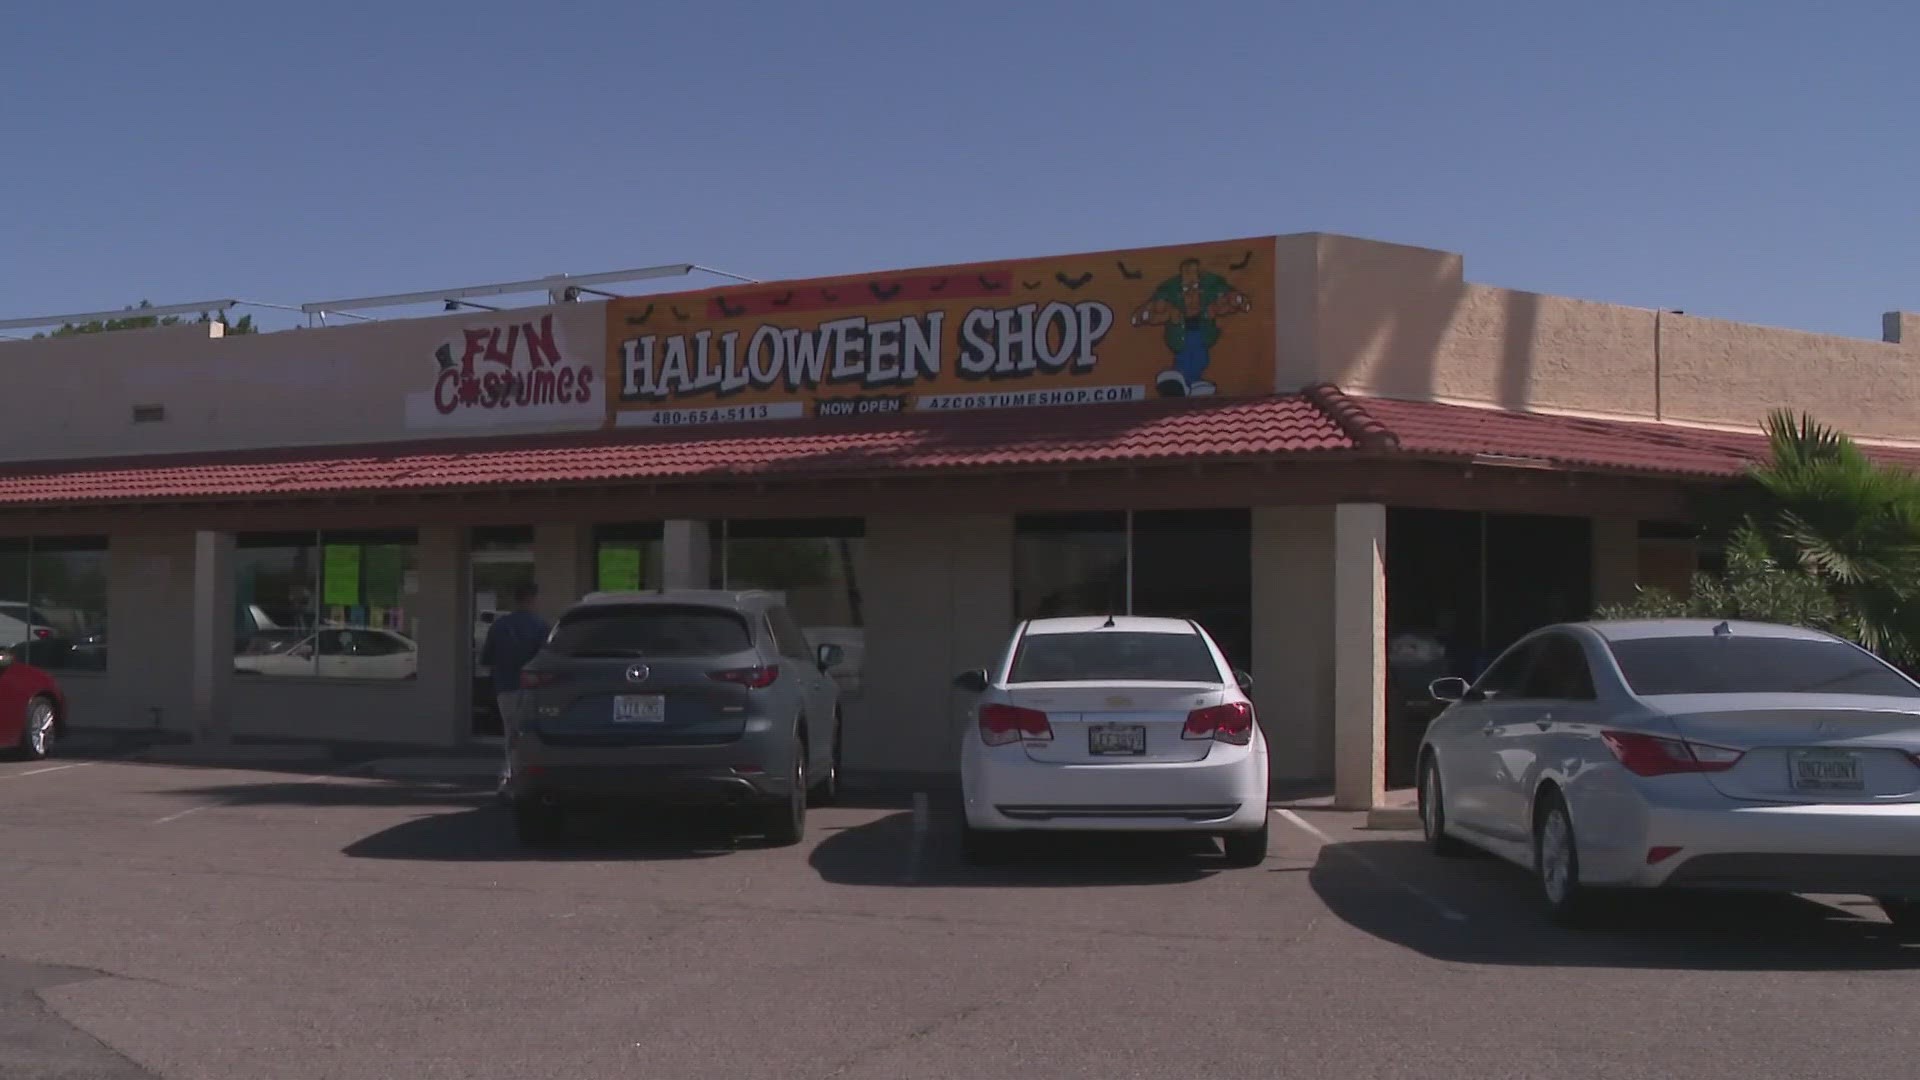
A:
[953,669,989,694]
[1232,669,1253,692]
[816,643,845,671]
[1429,677,1470,703]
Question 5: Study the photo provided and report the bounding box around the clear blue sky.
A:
[4,0,1916,336]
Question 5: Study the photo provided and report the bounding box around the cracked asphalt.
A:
[4,753,1920,1079]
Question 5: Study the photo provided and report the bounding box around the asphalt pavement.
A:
[1,750,1917,1079]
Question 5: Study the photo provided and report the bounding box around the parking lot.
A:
[3,750,1918,1080]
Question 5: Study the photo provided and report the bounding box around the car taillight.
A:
[519,670,558,689]
[710,665,779,689]
[978,703,1052,746]
[32,628,49,640]
[1601,730,1743,777]
[1182,701,1255,745]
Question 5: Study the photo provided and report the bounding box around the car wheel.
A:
[1419,754,1470,857]
[760,737,806,846]
[809,717,841,807]
[14,696,55,761]
[513,800,565,845]
[959,818,1006,866]
[1221,821,1268,867]
[1534,791,1596,927]
[1878,898,1920,937]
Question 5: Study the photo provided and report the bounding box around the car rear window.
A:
[1608,636,1920,697]
[1008,630,1221,684]
[546,604,753,658]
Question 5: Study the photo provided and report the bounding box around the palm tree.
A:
[1741,410,1920,661]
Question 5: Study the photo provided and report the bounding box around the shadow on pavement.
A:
[1312,837,1920,971]
[151,777,490,810]
[344,804,750,863]
[811,811,1224,887]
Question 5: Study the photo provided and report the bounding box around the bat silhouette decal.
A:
[624,303,655,326]
[672,306,692,322]
[820,289,840,302]
[1056,271,1093,290]
[1022,279,1042,291]
[772,290,795,307]
[978,275,1002,291]
[714,297,743,318]
[870,282,902,300]
[1117,260,1143,280]
[1229,250,1254,271]
[929,277,948,292]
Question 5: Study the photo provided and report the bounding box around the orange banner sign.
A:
[605,237,1276,427]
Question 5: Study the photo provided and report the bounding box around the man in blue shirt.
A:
[481,583,550,797]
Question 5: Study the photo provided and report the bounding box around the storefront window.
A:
[1013,513,1127,621]
[714,519,866,696]
[592,523,664,593]
[1133,509,1251,669]
[0,537,109,672]
[1013,511,1249,668]
[234,530,420,680]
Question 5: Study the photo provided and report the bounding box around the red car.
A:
[1,653,63,760]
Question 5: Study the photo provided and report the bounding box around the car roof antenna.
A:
[1102,613,1117,628]
[1712,620,1733,638]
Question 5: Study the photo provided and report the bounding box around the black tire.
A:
[959,819,1007,866]
[513,801,565,845]
[1879,898,1920,937]
[1534,790,1597,928]
[1419,754,1470,857]
[809,717,841,807]
[1222,822,1269,867]
[759,737,806,846]
[13,695,55,761]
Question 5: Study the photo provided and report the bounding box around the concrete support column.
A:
[533,524,592,614]
[664,521,712,589]
[1592,516,1640,609]
[189,530,235,745]
[1250,507,1336,785]
[1333,503,1387,811]
[415,527,468,746]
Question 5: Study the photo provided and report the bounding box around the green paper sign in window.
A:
[598,545,643,591]
[323,545,362,607]
[364,545,405,605]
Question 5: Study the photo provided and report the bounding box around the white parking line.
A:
[1,761,97,779]
[1274,808,1468,924]
[151,760,374,825]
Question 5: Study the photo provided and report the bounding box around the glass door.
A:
[470,527,535,737]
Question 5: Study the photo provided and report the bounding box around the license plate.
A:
[1088,723,1146,756]
[1791,749,1864,792]
[612,695,666,723]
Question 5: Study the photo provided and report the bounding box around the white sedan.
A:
[1419,619,1920,928]
[954,616,1270,866]
[234,627,418,680]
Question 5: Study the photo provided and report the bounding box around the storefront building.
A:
[6,232,1920,810]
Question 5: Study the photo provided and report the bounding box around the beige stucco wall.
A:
[0,301,607,461]
[1250,507,1336,783]
[1285,231,1920,440]
[70,531,197,731]
[855,513,1013,779]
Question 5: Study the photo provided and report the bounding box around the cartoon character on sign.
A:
[1130,257,1252,397]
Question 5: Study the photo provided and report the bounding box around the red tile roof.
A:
[0,395,1351,506]
[1,385,1911,509]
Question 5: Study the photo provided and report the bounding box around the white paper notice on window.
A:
[403,571,421,596]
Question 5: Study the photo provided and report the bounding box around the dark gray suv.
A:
[505,590,844,845]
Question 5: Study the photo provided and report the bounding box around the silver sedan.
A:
[1418,619,1920,927]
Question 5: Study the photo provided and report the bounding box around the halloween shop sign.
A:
[616,302,1120,423]
[604,239,1275,427]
